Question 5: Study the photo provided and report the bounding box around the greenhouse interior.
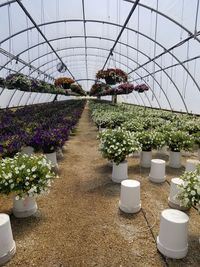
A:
[0,0,200,266]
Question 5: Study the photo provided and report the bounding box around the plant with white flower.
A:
[98,128,141,165]
[0,153,55,198]
[177,165,200,211]
[165,130,194,152]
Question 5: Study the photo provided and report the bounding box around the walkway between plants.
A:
[2,102,200,267]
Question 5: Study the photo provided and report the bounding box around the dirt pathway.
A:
[1,103,199,267]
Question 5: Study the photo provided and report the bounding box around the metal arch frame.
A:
[29,46,181,111]
[124,0,200,42]
[1,0,198,43]
[0,18,198,90]
[15,35,188,112]
[47,54,163,109]
[0,21,198,104]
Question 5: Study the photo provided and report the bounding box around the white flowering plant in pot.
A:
[0,153,55,199]
[165,131,194,152]
[177,165,200,210]
[98,128,141,165]
[135,131,166,151]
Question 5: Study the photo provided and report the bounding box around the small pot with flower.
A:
[98,128,141,183]
[96,68,128,85]
[165,131,194,168]
[136,131,165,168]
[0,153,55,217]
[177,165,200,242]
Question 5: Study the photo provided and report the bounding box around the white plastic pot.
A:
[169,151,181,168]
[119,179,141,213]
[140,151,152,168]
[185,159,200,172]
[0,214,16,265]
[21,146,34,156]
[13,196,38,218]
[149,159,166,183]
[45,151,58,170]
[168,178,188,210]
[157,209,189,259]
[56,147,64,160]
[112,160,128,183]
[98,126,106,132]
[157,146,168,155]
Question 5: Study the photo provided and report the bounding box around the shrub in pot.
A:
[98,128,141,182]
[0,153,55,217]
[165,131,194,168]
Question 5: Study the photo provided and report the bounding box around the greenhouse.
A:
[0,0,200,266]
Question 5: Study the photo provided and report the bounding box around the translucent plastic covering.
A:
[0,0,200,113]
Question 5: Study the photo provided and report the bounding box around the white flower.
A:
[15,196,20,200]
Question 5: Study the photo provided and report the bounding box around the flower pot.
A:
[157,209,189,259]
[105,76,116,85]
[45,151,59,172]
[63,83,71,89]
[169,151,181,168]
[112,161,128,183]
[140,151,152,168]
[13,196,38,218]
[185,159,200,172]
[99,126,106,132]
[21,146,34,156]
[56,147,64,160]
[168,178,189,210]
[149,159,166,183]
[119,179,141,213]
[0,214,16,265]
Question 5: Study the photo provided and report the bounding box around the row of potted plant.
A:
[0,100,85,158]
[89,82,149,96]
[0,74,86,96]
[89,101,200,169]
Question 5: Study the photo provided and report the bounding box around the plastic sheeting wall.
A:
[0,0,200,113]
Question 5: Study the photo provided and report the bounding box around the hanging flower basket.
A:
[105,76,117,85]
[134,84,149,93]
[96,68,128,85]
[63,83,71,89]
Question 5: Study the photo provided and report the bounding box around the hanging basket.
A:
[63,83,71,89]
[105,76,116,85]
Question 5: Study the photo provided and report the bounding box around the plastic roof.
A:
[0,0,200,113]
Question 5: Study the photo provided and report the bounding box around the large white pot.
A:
[13,196,38,218]
[169,151,181,168]
[140,151,152,168]
[21,146,34,156]
[112,161,128,183]
[0,214,16,265]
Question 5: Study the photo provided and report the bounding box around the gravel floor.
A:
[0,104,200,267]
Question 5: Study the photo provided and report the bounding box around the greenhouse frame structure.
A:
[0,0,199,113]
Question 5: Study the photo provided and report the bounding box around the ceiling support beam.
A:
[101,0,140,70]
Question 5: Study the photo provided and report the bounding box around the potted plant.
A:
[0,77,5,88]
[5,73,31,91]
[96,68,128,85]
[177,166,200,242]
[136,131,165,168]
[134,84,149,93]
[165,131,194,168]
[98,128,141,183]
[0,153,55,217]
[192,132,200,160]
[54,77,75,89]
